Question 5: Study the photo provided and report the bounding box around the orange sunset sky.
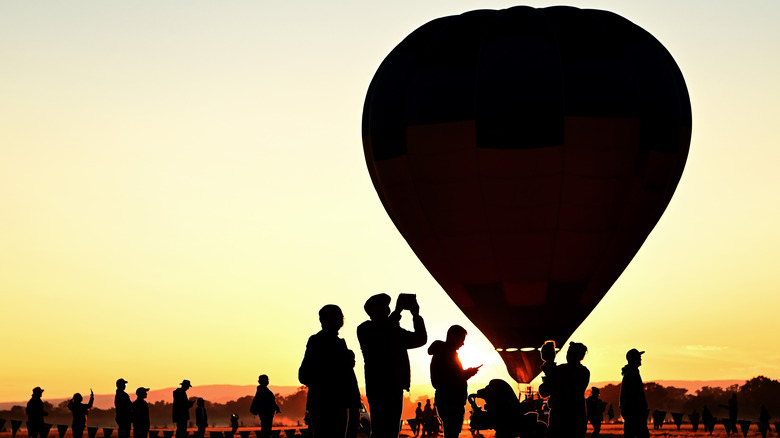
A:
[2,0,780,402]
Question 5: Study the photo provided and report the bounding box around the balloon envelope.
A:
[362,6,691,383]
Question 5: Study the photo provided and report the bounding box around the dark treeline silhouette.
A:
[0,388,318,429]
[593,376,780,422]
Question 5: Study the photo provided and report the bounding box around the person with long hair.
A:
[68,389,94,438]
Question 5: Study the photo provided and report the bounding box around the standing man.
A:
[173,380,194,438]
[114,379,133,438]
[249,375,280,438]
[620,349,649,438]
[26,387,48,438]
[586,387,605,438]
[132,387,150,438]
[427,325,480,438]
[357,293,427,438]
[299,304,361,438]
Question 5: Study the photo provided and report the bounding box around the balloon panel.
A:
[363,6,691,383]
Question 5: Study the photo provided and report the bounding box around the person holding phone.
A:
[428,325,481,438]
[357,293,427,438]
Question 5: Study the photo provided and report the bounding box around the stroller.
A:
[468,380,547,438]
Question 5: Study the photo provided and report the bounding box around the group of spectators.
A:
[22,292,708,438]
[25,376,282,438]
[295,293,661,438]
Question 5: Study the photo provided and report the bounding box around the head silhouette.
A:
[626,348,644,366]
[319,304,344,332]
[180,380,192,389]
[540,340,557,363]
[73,393,83,403]
[566,342,587,363]
[116,379,128,390]
[32,387,44,396]
[446,325,467,349]
[258,374,269,386]
[591,387,600,396]
[364,293,391,320]
[197,398,204,407]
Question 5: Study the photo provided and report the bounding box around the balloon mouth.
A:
[495,347,561,383]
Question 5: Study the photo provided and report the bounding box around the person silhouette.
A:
[114,379,133,438]
[421,399,436,436]
[172,380,194,438]
[26,387,48,438]
[543,342,589,438]
[689,409,700,432]
[195,398,208,437]
[68,389,94,438]
[586,387,605,438]
[299,304,361,438]
[249,375,280,438]
[412,402,423,436]
[719,393,738,434]
[428,325,480,438]
[702,405,715,434]
[230,414,238,434]
[357,293,427,438]
[760,405,771,423]
[132,388,150,438]
[620,349,648,438]
[472,380,532,438]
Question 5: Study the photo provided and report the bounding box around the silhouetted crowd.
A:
[17,293,774,438]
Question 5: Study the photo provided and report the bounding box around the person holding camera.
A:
[357,293,427,438]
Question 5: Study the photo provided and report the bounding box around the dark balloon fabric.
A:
[362,6,691,383]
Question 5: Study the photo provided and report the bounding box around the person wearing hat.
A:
[357,293,427,438]
[173,380,194,438]
[114,379,133,438]
[26,387,48,438]
[133,387,151,438]
[68,389,94,438]
[620,349,648,438]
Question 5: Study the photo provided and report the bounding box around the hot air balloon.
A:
[362,6,691,383]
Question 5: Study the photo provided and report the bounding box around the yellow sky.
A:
[2,0,780,402]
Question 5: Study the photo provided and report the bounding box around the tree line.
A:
[4,376,780,429]
[595,375,780,422]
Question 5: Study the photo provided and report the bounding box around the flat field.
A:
[2,423,776,438]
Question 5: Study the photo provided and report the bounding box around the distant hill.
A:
[0,384,303,410]
[1,380,747,411]
[590,379,744,394]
